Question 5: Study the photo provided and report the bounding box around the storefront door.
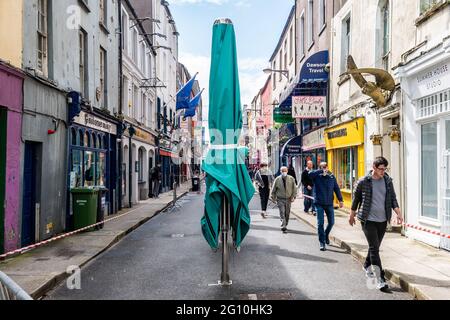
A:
[441,120,450,251]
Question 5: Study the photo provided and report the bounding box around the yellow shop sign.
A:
[325,118,365,150]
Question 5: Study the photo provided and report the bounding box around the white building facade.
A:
[121,0,158,206]
[395,0,450,250]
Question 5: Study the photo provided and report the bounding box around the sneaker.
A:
[376,279,389,291]
[281,227,287,233]
[326,236,331,245]
[320,244,326,251]
[363,266,375,278]
[261,213,266,219]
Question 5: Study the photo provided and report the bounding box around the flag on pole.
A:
[176,73,198,110]
[183,89,203,119]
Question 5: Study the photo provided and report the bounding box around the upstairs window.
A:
[37,0,48,75]
[341,15,351,74]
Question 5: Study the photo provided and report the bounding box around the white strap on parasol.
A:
[209,144,239,150]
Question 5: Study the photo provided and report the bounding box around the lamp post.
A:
[128,125,136,208]
[263,68,289,80]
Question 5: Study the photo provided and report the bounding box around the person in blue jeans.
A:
[309,162,344,251]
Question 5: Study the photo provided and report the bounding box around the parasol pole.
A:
[220,194,232,285]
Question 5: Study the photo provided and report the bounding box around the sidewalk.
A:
[291,200,450,300]
[0,182,193,299]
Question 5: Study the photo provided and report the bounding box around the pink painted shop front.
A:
[0,61,23,253]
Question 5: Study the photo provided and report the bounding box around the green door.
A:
[0,108,7,253]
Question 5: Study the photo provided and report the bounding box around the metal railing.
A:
[0,271,33,300]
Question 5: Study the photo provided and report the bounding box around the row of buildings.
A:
[249,0,450,250]
[0,0,202,254]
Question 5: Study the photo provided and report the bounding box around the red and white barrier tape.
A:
[403,223,450,239]
[298,193,450,240]
[0,204,145,261]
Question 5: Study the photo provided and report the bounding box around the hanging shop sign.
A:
[159,138,172,152]
[292,96,327,119]
[73,111,117,135]
[281,135,302,157]
[273,106,294,124]
[302,127,325,151]
[300,50,329,83]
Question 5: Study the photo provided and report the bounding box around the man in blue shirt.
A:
[309,162,344,251]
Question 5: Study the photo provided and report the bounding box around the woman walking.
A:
[255,163,274,218]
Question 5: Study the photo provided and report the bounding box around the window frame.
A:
[79,28,89,98]
[341,15,352,75]
[100,47,107,109]
[307,0,314,48]
[37,0,48,76]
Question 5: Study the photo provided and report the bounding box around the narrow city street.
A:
[45,186,411,300]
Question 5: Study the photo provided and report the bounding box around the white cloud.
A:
[179,52,268,116]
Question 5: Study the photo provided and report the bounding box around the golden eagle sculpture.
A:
[345,55,395,108]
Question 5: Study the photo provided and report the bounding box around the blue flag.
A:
[184,106,197,118]
[190,89,203,109]
[184,90,203,119]
[176,73,197,110]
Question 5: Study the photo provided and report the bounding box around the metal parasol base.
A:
[219,194,232,286]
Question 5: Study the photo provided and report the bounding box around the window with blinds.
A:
[417,89,450,119]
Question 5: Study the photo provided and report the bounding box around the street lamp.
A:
[263,68,289,80]
[129,17,161,29]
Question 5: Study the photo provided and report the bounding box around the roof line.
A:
[269,4,296,63]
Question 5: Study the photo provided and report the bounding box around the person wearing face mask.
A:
[270,167,298,233]
[309,162,344,251]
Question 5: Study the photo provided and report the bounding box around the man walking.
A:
[301,161,316,215]
[310,162,344,251]
[271,167,298,233]
[287,164,298,185]
[349,157,403,292]
[151,164,162,198]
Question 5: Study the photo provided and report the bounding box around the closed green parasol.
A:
[201,18,255,260]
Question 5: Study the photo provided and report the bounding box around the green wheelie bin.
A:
[71,188,99,231]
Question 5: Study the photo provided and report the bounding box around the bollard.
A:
[173,182,177,208]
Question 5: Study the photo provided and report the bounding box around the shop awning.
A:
[281,135,302,158]
[278,50,330,108]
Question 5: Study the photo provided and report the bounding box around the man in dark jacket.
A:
[349,157,403,292]
[151,164,162,198]
[288,164,298,185]
[301,160,316,215]
[309,162,344,251]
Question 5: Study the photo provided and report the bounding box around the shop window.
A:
[98,152,106,186]
[92,134,97,149]
[71,128,77,146]
[104,136,108,150]
[138,148,144,182]
[332,147,358,191]
[84,151,95,187]
[70,150,83,188]
[79,130,84,147]
[84,132,91,148]
[98,135,103,149]
[421,122,438,219]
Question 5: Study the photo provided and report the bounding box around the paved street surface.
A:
[45,187,411,300]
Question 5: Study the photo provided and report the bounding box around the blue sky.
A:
[169,0,295,110]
